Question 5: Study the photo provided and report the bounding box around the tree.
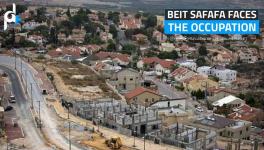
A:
[109,25,118,39]
[135,13,141,19]
[107,40,116,51]
[33,25,49,38]
[66,7,71,18]
[84,22,97,36]
[198,45,208,56]
[108,11,120,25]
[196,57,207,67]
[98,11,106,23]
[35,7,47,23]
[143,15,157,28]
[122,44,137,55]
[158,50,179,59]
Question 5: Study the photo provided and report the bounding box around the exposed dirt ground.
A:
[32,60,120,101]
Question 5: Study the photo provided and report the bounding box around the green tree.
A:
[108,11,120,25]
[35,7,47,23]
[109,25,118,39]
[107,40,116,51]
[158,51,179,59]
[122,44,137,55]
[198,45,208,56]
[66,7,71,18]
[143,15,157,28]
[196,57,207,67]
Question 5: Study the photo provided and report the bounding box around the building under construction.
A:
[69,98,162,136]
[148,123,217,150]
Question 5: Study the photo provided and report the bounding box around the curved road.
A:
[0,65,49,149]
[0,55,83,150]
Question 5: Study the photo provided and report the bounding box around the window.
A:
[130,78,133,81]
[145,99,148,102]
[246,127,249,131]
[240,130,242,135]
[152,98,155,102]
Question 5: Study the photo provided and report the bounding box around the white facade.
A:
[197,66,211,75]
[160,43,175,52]
[155,64,171,76]
[178,60,197,71]
[137,60,144,69]
[151,99,186,110]
[211,69,237,82]
[197,66,237,82]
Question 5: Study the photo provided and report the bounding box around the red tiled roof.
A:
[47,47,81,58]
[124,87,160,100]
[228,104,260,121]
[121,17,141,29]
[95,51,130,62]
[142,57,161,64]
[171,67,190,76]
[183,74,206,84]
[158,60,176,68]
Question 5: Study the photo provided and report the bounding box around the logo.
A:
[3,3,21,30]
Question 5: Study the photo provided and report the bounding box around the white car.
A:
[9,96,16,103]
[196,107,204,112]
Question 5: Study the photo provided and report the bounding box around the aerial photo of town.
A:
[0,0,264,150]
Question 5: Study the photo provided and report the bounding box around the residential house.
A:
[152,30,167,43]
[178,45,197,56]
[22,21,47,30]
[211,35,225,43]
[177,59,197,71]
[197,65,237,82]
[228,104,264,124]
[174,34,186,42]
[137,57,161,70]
[159,43,175,52]
[132,34,148,43]
[69,28,86,43]
[95,61,122,78]
[212,51,233,64]
[111,68,141,92]
[28,35,44,45]
[95,51,130,66]
[119,16,142,30]
[212,95,245,108]
[207,87,238,102]
[237,48,259,63]
[183,75,218,92]
[47,47,81,60]
[100,32,113,42]
[193,115,252,140]
[155,60,176,76]
[150,97,186,110]
[156,16,164,26]
[170,67,196,84]
[125,87,161,107]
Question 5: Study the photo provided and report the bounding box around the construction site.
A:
[149,124,217,150]
[67,98,162,136]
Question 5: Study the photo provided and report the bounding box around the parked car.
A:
[196,106,204,112]
[4,106,13,111]
[9,96,16,103]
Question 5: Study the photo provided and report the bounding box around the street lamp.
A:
[97,116,101,132]
[30,82,38,109]
[65,101,73,150]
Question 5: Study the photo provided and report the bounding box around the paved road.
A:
[0,55,83,150]
[0,65,49,150]
[144,75,187,99]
